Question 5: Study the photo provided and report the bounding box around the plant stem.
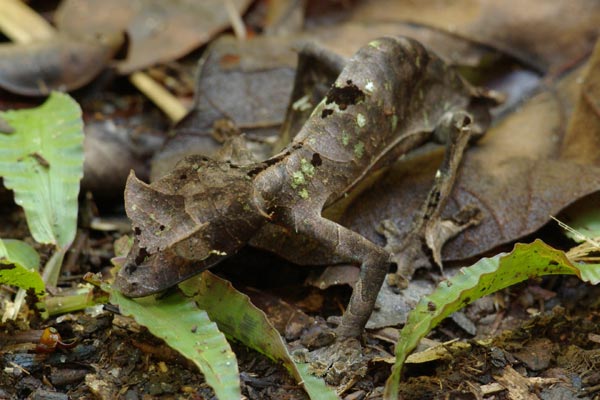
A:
[44,285,96,315]
[41,247,67,288]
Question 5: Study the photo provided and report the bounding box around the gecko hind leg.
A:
[252,213,392,339]
[378,111,482,287]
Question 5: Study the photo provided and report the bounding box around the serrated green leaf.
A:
[0,238,43,294]
[384,240,600,399]
[111,290,241,400]
[0,92,84,248]
[179,272,340,400]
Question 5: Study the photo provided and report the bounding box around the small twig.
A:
[8,361,31,376]
[225,0,247,40]
[549,215,600,248]
[130,72,187,122]
[0,0,54,42]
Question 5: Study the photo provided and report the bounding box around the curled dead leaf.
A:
[0,33,124,96]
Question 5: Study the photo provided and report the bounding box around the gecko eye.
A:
[133,246,149,267]
[311,153,322,166]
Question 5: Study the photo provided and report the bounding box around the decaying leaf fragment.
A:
[0,33,124,96]
[152,35,298,180]
[561,40,600,165]
[349,0,600,73]
[116,36,495,338]
[55,0,253,73]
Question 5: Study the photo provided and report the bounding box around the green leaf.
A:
[179,272,340,400]
[383,239,600,399]
[295,362,341,400]
[0,239,43,294]
[111,290,241,400]
[559,193,600,242]
[0,92,84,248]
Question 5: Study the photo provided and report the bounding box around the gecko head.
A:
[114,156,269,297]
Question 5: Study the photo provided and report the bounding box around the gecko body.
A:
[116,37,493,337]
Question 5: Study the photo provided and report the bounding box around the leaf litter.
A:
[1,1,600,399]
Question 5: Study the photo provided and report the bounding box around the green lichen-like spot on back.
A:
[301,158,315,177]
[291,170,306,188]
[0,93,84,248]
[356,113,367,128]
[354,141,365,158]
[299,188,310,199]
[342,131,350,146]
[368,40,382,49]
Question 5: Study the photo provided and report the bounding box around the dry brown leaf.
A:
[151,35,297,179]
[0,33,123,96]
[243,287,316,340]
[307,21,495,67]
[561,40,600,164]
[348,0,600,73]
[343,52,600,261]
[55,0,252,73]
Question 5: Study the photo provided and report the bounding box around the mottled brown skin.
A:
[116,37,492,338]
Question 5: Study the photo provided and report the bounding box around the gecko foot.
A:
[294,337,383,388]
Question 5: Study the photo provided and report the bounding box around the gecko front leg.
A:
[252,210,391,338]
